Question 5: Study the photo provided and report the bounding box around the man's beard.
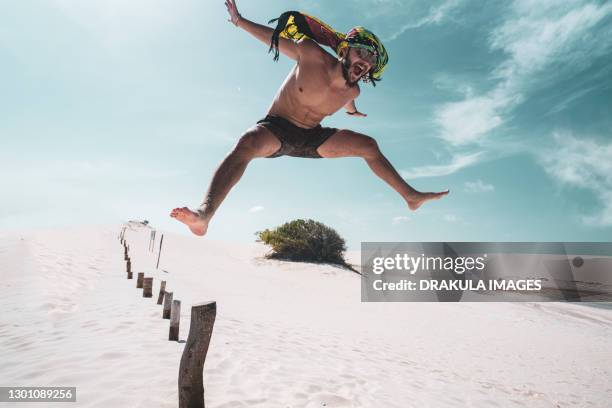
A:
[341,56,359,86]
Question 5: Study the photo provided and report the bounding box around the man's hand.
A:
[225,0,241,26]
[225,1,299,60]
[347,110,367,117]
[344,99,366,117]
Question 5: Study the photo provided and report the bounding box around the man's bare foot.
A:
[406,190,450,211]
[170,207,209,236]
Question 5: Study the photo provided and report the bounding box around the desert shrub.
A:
[256,219,347,265]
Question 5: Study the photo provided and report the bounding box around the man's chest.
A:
[293,64,355,111]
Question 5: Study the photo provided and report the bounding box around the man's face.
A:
[342,47,376,85]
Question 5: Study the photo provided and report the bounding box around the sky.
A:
[1,0,611,249]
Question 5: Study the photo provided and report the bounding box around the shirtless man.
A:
[171,0,449,236]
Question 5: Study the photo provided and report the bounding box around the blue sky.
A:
[1,0,611,249]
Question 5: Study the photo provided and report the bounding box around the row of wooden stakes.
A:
[122,237,180,341]
[119,226,217,408]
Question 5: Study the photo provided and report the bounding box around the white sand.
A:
[1,224,611,407]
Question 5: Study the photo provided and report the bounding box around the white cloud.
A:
[464,180,495,193]
[539,132,612,226]
[248,206,264,213]
[489,1,612,82]
[400,151,483,179]
[444,214,458,223]
[385,0,463,41]
[392,215,410,225]
[434,0,612,146]
[432,73,474,98]
[434,91,516,145]
[545,84,599,116]
[582,191,612,226]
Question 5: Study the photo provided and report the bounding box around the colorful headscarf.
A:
[268,11,389,85]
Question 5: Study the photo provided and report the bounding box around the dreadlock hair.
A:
[363,70,382,87]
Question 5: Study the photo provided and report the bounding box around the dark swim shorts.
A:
[256,115,338,158]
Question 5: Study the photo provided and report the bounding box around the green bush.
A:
[256,219,347,265]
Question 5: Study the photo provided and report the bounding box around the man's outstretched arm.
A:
[225,0,299,61]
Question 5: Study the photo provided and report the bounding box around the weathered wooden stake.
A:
[156,234,164,269]
[143,277,153,297]
[127,270,133,279]
[178,301,216,408]
[157,280,167,305]
[126,259,132,279]
[149,230,156,252]
[169,299,181,341]
[163,291,173,319]
[136,272,144,289]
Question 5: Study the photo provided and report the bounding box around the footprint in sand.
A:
[99,351,129,360]
[305,393,354,407]
[81,320,98,328]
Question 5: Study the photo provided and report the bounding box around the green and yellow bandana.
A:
[268,11,389,85]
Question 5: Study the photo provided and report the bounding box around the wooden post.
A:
[157,281,167,305]
[156,234,164,269]
[178,301,216,408]
[137,272,144,289]
[163,291,173,319]
[126,259,132,279]
[149,230,156,252]
[178,302,217,408]
[143,277,153,297]
[169,300,181,341]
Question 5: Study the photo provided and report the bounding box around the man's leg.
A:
[316,129,449,210]
[170,125,281,236]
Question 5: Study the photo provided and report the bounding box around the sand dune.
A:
[1,224,611,407]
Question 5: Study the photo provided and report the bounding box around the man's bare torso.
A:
[267,40,360,128]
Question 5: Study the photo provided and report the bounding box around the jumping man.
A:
[171,0,449,236]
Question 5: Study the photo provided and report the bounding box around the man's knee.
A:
[356,134,380,158]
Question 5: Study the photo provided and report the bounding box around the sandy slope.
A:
[0,224,611,407]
